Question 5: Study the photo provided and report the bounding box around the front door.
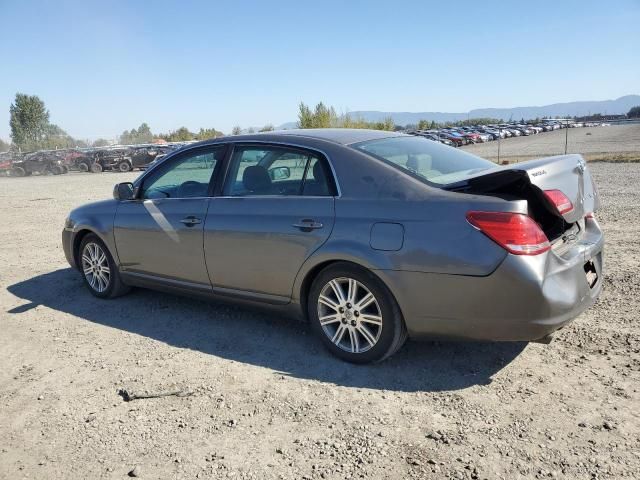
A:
[204,144,336,300]
[114,145,226,287]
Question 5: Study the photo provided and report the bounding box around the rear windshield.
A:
[352,136,495,185]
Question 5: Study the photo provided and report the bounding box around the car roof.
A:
[271,128,405,145]
[209,128,406,146]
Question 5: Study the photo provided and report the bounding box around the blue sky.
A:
[0,0,638,140]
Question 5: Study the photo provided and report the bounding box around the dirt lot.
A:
[461,124,640,163]
[0,163,639,480]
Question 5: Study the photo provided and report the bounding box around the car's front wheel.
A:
[308,263,407,363]
[79,234,130,298]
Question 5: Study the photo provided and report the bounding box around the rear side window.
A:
[224,145,333,196]
[353,136,495,186]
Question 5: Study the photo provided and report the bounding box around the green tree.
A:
[39,124,77,149]
[628,106,640,118]
[120,122,153,144]
[136,122,153,142]
[381,116,395,131]
[299,101,394,131]
[297,102,314,128]
[196,128,223,140]
[159,127,195,142]
[259,124,274,132]
[417,119,430,130]
[93,138,111,147]
[313,102,337,128]
[9,93,51,150]
[231,126,242,135]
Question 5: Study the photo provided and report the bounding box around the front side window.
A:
[225,146,332,196]
[142,147,224,199]
[353,136,495,186]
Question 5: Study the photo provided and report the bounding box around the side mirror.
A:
[269,166,290,181]
[113,182,136,200]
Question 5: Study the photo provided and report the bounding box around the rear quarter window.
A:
[353,136,495,186]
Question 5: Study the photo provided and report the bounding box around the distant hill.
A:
[278,95,639,128]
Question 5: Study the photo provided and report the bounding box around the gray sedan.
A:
[62,129,603,363]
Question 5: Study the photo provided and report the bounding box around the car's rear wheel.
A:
[90,162,103,173]
[11,166,26,177]
[79,234,130,298]
[118,160,132,172]
[308,263,407,363]
[78,162,89,172]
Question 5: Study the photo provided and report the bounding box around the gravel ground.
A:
[461,124,640,162]
[0,164,639,480]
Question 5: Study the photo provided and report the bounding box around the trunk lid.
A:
[446,154,600,241]
[500,154,599,223]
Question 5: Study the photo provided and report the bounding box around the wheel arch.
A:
[72,228,116,270]
[72,229,95,269]
[296,257,404,325]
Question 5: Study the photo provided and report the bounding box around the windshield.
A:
[353,136,496,186]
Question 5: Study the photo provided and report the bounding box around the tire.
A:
[11,166,26,177]
[90,162,103,173]
[79,234,131,299]
[118,161,132,172]
[61,165,69,174]
[308,262,408,364]
[78,162,89,172]
[51,165,64,175]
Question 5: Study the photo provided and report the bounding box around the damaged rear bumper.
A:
[378,217,604,342]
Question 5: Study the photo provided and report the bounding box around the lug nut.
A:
[341,318,347,324]
[350,320,357,326]
[346,303,352,308]
[339,307,344,313]
[354,311,359,317]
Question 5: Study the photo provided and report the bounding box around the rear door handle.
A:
[180,216,202,226]
[292,219,323,231]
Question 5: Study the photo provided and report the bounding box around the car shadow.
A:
[6,268,526,393]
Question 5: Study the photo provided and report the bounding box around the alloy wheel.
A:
[317,277,383,354]
[81,242,111,293]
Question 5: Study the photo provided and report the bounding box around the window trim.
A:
[220,142,339,198]
[135,144,229,200]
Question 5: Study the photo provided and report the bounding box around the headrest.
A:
[243,165,271,193]
[406,155,419,171]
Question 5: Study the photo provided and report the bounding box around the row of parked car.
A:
[0,142,192,177]
[407,121,609,147]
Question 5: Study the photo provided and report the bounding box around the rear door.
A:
[204,144,336,301]
[114,145,226,287]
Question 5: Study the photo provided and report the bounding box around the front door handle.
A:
[180,216,202,227]
[292,219,323,232]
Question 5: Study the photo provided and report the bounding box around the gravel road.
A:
[0,164,638,479]
[461,124,640,162]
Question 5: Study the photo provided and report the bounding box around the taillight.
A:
[466,211,551,255]
[544,189,573,214]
